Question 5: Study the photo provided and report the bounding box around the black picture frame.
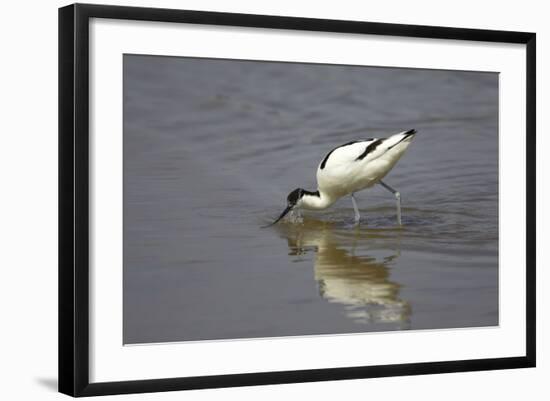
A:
[59,3,536,397]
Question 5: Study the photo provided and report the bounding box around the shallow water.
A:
[123,55,498,344]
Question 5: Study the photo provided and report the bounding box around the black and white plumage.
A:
[267,129,416,226]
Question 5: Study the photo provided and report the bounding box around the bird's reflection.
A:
[276,219,411,327]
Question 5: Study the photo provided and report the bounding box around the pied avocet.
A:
[267,129,416,226]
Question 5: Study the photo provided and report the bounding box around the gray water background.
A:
[123,54,499,344]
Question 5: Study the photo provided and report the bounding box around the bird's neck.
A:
[301,190,335,210]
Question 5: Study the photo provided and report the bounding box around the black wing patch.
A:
[320,140,372,170]
[355,139,383,161]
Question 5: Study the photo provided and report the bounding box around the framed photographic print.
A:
[58,3,536,397]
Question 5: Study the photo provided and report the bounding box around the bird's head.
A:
[264,188,305,227]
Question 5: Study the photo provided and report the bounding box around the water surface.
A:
[123,55,499,344]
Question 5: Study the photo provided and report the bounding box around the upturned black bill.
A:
[263,205,293,228]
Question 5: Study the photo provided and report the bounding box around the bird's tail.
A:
[364,129,416,164]
[383,129,416,149]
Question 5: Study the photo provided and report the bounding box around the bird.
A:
[266,129,416,227]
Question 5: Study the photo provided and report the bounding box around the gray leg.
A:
[379,180,402,226]
[350,193,361,225]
